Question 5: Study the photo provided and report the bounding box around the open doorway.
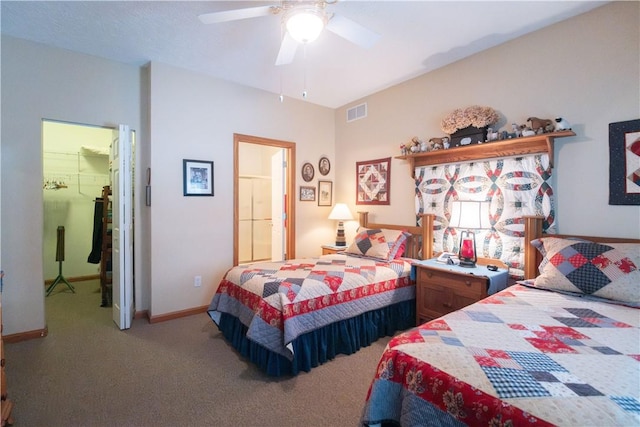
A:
[234,134,296,265]
[42,120,135,329]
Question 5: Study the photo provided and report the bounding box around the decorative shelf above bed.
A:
[396,130,575,177]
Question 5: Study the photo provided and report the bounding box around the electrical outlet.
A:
[194,275,202,287]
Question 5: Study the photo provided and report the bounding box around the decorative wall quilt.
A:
[361,284,640,427]
[414,154,555,272]
[609,119,640,205]
[356,157,391,205]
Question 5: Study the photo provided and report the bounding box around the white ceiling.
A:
[1,1,607,109]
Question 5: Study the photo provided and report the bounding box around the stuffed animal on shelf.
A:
[527,117,554,133]
[428,137,446,150]
[512,123,521,137]
[554,117,571,131]
[486,128,499,141]
[409,136,422,153]
[520,125,536,137]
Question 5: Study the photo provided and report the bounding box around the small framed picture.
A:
[299,186,316,201]
[318,156,331,176]
[301,162,315,182]
[318,180,333,206]
[183,159,214,196]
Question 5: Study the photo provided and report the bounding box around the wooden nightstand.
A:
[321,244,346,255]
[414,259,508,325]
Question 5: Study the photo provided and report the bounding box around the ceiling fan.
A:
[198,1,380,66]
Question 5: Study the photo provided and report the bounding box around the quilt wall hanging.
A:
[609,118,640,205]
[356,157,391,205]
[414,154,555,273]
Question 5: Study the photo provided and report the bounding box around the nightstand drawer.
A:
[322,245,345,255]
[418,268,486,299]
[415,262,491,324]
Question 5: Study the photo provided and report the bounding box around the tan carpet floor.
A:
[4,280,392,426]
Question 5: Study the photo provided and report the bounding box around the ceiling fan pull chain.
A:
[279,68,285,103]
[302,44,308,100]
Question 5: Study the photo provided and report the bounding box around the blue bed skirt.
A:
[215,300,416,377]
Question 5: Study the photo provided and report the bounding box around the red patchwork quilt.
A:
[208,254,414,360]
[361,284,639,426]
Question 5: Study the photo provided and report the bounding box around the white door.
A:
[271,150,285,261]
[111,124,134,330]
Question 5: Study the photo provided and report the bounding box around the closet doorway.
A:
[234,134,296,265]
[42,120,135,329]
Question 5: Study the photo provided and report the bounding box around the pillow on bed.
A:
[345,228,408,261]
[390,234,410,259]
[531,237,640,304]
[390,231,413,259]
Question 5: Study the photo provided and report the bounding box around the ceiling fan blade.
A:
[275,32,298,66]
[326,14,380,49]
[198,5,275,24]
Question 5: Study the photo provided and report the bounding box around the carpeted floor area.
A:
[4,279,392,426]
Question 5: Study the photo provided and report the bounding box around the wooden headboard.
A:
[358,212,433,260]
[523,216,640,279]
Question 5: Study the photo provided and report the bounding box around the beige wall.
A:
[0,37,336,334]
[334,1,640,241]
[1,2,638,336]
[1,36,142,335]
[146,62,335,317]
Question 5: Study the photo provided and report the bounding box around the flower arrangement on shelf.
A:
[440,105,500,135]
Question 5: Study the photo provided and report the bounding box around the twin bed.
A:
[207,212,639,426]
[207,212,433,376]
[360,216,640,426]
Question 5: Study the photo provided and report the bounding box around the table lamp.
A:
[450,200,490,267]
[328,203,353,246]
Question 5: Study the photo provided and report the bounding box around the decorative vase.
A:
[450,126,488,148]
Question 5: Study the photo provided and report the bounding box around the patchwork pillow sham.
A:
[531,237,640,304]
[345,227,409,261]
[390,236,409,259]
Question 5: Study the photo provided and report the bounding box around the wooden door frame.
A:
[233,133,296,265]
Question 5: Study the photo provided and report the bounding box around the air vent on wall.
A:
[346,103,367,122]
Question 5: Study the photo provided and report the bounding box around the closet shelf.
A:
[396,130,575,177]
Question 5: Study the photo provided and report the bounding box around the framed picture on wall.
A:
[318,156,331,176]
[318,180,333,206]
[183,159,214,196]
[609,118,640,205]
[300,186,316,201]
[301,162,315,182]
[356,157,391,205]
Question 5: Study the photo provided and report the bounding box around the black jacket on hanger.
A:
[87,197,103,264]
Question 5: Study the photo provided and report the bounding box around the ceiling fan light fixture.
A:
[285,7,327,44]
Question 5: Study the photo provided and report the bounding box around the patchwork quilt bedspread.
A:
[208,254,414,360]
[361,284,640,426]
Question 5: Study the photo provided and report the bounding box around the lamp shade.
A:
[285,7,326,44]
[450,201,490,229]
[328,203,353,221]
